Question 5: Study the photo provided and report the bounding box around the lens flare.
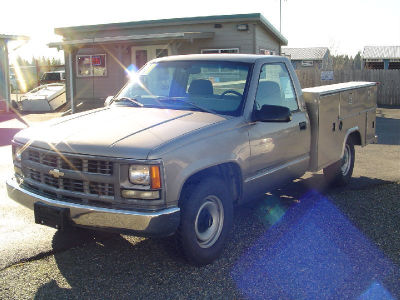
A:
[9,55,27,92]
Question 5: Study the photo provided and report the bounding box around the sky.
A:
[1,0,400,60]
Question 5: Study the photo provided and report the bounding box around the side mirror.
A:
[254,105,292,122]
[104,96,114,107]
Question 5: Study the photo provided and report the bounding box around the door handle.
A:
[299,121,307,130]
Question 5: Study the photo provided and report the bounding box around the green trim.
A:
[55,13,287,45]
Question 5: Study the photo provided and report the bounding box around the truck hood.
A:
[14,107,226,159]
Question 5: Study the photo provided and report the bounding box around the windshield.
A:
[115,60,252,116]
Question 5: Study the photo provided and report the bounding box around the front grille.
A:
[21,148,115,208]
[28,149,113,175]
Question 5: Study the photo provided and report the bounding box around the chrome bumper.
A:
[6,177,180,237]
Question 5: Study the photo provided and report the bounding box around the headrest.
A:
[256,81,282,105]
[188,79,214,95]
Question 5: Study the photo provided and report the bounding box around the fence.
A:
[295,69,400,106]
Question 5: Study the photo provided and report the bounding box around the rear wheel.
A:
[324,137,355,186]
[176,177,233,266]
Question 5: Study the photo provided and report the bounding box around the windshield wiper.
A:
[113,96,144,107]
[157,97,216,114]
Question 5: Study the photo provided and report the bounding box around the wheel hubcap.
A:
[195,196,224,248]
[341,144,351,175]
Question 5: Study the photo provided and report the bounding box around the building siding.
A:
[61,18,282,107]
[255,24,280,54]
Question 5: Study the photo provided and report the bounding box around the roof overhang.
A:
[49,31,214,50]
[0,34,29,42]
[53,13,287,47]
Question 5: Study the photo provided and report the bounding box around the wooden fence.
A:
[295,69,400,106]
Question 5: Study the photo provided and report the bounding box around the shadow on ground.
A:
[33,174,399,299]
[0,128,22,146]
[0,114,17,123]
[376,117,400,145]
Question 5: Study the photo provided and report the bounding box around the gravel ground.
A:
[0,108,399,299]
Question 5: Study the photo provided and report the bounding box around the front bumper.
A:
[6,177,180,237]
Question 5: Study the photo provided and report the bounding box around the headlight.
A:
[129,165,150,186]
[12,145,22,162]
[128,164,162,189]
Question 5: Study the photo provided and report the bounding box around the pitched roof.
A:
[362,46,400,59]
[281,47,329,60]
[54,13,287,45]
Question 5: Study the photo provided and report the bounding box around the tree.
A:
[353,52,362,70]
[330,53,362,70]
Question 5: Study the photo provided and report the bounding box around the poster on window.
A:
[77,54,107,77]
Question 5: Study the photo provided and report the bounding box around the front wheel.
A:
[323,137,355,186]
[176,177,233,266]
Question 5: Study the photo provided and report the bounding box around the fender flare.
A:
[341,126,360,157]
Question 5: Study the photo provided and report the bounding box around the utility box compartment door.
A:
[318,94,343,168]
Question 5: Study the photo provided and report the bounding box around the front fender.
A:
[160,127,251,205]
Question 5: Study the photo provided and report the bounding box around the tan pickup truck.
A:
[7,54,377,265]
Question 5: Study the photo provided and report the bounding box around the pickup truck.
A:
[7,54,377,265]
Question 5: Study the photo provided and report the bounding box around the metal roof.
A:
[54,13,287,45]
[281,47,329,60]
[362,46,400,59]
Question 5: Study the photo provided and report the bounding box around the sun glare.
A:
[9,55,27,93]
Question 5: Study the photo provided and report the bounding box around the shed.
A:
[281,47,331,70]
[49,13,287,112]
[362,46,400,70]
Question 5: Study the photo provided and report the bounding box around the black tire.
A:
[176,177,233,266]
[323,137,355,187]
[10,100,19,111]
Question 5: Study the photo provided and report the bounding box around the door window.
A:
[255,63,298,111]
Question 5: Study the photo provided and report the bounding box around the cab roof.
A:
[154,54,286,64]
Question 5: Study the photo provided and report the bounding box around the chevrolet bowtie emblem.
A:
[49,169,64,178]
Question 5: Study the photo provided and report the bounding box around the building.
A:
[49,13,287,112]
[362,46,400,70]
[281,47,332,70]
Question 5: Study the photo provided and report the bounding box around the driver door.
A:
[247,63,310,194]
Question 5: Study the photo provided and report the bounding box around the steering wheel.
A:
[220,90,243,98]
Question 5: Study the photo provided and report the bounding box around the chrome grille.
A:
[21,148,115,208]
[24,167,114,197]
[28,149,113,175]
[63,178,85,193]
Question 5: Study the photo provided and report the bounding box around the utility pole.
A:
[280,0,282,32]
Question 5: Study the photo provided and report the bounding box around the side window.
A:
[255,63,298,111]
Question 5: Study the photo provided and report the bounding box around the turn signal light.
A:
[150,165,161,189]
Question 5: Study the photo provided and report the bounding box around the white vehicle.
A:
[15,83,66,112]
[40,71,66,85]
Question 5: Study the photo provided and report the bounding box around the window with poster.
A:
[259,49,277,55]
[201,48,239,54]
[200,49,240,73]
[76,54,107,77]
